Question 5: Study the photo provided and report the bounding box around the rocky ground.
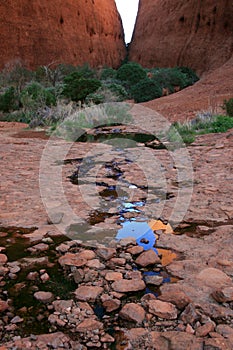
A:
[0,107,233,349]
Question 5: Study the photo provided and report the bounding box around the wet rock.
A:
[34,291,54,303]
[158,286,191,310]
[96,247,116,260]
[105,272,123,281]
[135,249,161,267]
[76,318,103,332]
[112,279,146,293]
[195,321,215,337]
[196,268,232,288]
[75,286,103,302]
[147,300,178,319]
[119,303,145,324]
[0,300,9,312]
[144,275,163,286]
[212,286,233,303]
[0,254,8,264]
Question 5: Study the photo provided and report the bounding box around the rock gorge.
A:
[0,0,126,70]
[129,0,233,75]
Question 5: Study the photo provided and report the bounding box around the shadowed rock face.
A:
[0,0,126,70]
[129,0,233,75]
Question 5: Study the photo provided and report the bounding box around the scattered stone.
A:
[105,272,123,281]
[158,287,191,309]
[147,300,178,319]
[103,298,121,312]
[109,257,126,266]
[26,271,39,281]
[34,291,54,303]
[78,250,96,260]
[53,299,73,313]
[75,286,103,302]
[76,319,103,332]
[11,316,24,324]
[47,212,64,224]
[73,269,84,283]
[0,300,8,312]
[127,245,144,255]
[100,334,115,343]
[40,273,50,283]
[20,256,49,269]
[144,275,163,286]
[56,243,70,254]
[119,303,145,324]
[27,243,49,254]
[196,268,232,288]
[180,303,200,325]
[112,279,146,293]
[96,247,116,260]
[186,324,195,334]
[86,259,105,269]
[58,253,87,267]
[216,324,233,338]
[135,249,161,267]
[195,321,215,337]
[212,286,233,303]
[0,254,8,264]
[119,237,136,247]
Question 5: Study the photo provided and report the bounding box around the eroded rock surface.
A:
[0,0,126,69]
[129,0,233,75]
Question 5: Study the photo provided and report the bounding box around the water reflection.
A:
[116,221,158,254]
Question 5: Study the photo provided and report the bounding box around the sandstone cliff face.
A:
[129,0,233,75]
[0,0,126,70]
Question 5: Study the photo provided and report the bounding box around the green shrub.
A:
[63,72,101,102]
[168,114,233,145]
[0,87,18,112]
[53,103,132,140]
[130,78,162,102]
[176,67,199,86]
[151,68,187,91]
[100,67,117,80]
[20,82,56,108]
[76,63,96,79]
[223,98,233,117]
[116,62,147,86]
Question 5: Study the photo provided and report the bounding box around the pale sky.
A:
[115,0,139,44]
